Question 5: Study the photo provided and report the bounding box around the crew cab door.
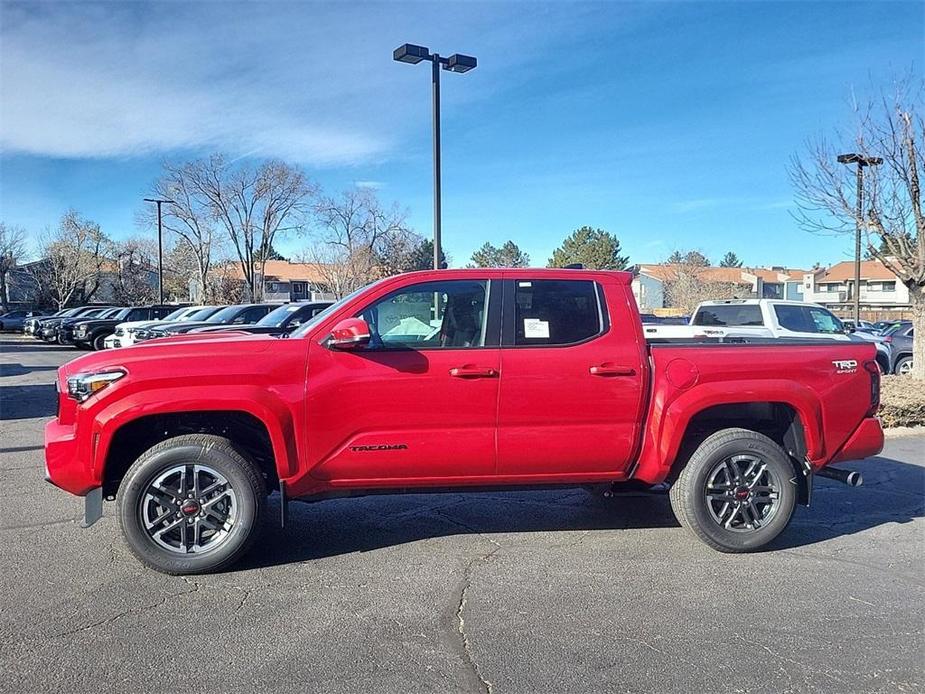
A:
[496,277,646,476]
[306,277,501,482]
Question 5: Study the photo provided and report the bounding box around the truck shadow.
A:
[240,454,923,570]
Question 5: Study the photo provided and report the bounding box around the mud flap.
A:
[82,487,103,528]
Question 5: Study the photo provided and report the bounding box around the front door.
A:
[496,278,646,476]
[307,278,501,483]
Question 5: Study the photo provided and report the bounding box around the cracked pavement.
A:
[1,336,923,693]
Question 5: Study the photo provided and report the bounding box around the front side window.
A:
[774,305,844,334]
[513,280,602,346]
[358,280,488,349]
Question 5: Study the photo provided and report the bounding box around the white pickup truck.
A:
[642,299,849,339]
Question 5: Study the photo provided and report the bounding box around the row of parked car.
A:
[15,301,333,350]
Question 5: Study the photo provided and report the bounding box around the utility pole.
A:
[837,154,882,324]
[393,44,477,270]
[143,198,173,303]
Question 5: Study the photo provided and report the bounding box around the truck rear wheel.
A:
[669,428,796,553]
[117,434,266,575]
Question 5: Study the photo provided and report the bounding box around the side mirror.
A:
[328,317,371,350]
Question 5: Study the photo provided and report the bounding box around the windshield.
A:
[111,307,132,320]
[80,308,109,319]
[205,306,245,323]
[290,280,387,338]
[162,307,194,321]
[257,304,303,327]
[184,306,224,321]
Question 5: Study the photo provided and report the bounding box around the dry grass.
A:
[879,376,925,428]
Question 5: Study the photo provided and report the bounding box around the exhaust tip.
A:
[846,471,863,487]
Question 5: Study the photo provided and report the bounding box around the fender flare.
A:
[633,379,823,484]
[89,385,299,482]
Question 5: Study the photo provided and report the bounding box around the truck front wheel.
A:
[117,434,267,575]
[669,428,796,552]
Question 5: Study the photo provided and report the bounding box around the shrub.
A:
[879,376,925,428]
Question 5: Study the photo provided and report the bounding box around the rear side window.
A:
[694,304,763,326]
[513,280,602,346]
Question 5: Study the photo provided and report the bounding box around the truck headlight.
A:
[66,369,126,402]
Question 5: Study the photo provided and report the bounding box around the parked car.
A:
[38,307,117,343]
[188,301,333,337]
[643,299,852,341]
[842,319,876,333]
[131,306,227,345]
[45,268,883,574]
[104,305,213,349]
[143,303,275,339]
[875,319,911,336]
[71,305,181,351]
[882,323,915,375]
[56,307,124,345]
[0,309,48,332]
[27,307,98,339]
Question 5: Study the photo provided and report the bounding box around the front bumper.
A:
[44,418,97,496]
[829,417,885,465]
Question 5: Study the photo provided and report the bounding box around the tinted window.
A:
[235,306,272,323]
[257,304,303,327]
[186,307,222,321]
[205,306,243,323]
[774,305,843,334]
[513,280,601,346]
[694,304,763,326]
[358,280,488,349]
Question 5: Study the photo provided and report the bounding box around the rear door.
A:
[496,277,646,476]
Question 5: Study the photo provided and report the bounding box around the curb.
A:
[883,426,925,438]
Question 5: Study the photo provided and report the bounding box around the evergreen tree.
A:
[548,226,628,269]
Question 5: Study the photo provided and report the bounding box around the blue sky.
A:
[0,1,921,269]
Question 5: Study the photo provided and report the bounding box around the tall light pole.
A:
[143,198,174,303]
[836,154,883,324]
[393,43,477,270]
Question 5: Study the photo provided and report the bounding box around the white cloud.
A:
[0,2,600,167]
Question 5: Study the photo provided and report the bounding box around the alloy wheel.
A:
[139,464,238,554]
[704,454,781,532]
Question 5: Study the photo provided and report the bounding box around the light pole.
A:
[143,198,174,304]
[836,154,883,324]
[393,43,477,270]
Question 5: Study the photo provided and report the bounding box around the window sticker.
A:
[523,318,549,339]
[518,281,532,288]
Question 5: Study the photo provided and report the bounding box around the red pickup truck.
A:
[45,269,884,574]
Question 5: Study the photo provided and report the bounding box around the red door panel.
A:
[496,279,646,475]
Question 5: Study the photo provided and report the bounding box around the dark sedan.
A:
[38,307,118,343]
[0,309,48,332]
[144,304,275,339]
[883,323,915,375]
[188,301,333,336]
[72,304,181,350]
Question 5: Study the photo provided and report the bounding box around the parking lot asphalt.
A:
[1,335,923,693]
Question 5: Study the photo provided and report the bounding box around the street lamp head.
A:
[393,43,430,64]
[444,53,477,73]
[837,153,883,167]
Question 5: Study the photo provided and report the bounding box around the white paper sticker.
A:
[523,318,549,338]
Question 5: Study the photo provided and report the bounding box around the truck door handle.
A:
[589,364,636,377]
[449,366,498,378]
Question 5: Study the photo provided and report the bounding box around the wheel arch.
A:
[633,381,822,493]
[98,405,292,497]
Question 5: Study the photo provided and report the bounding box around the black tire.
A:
[669,428,797,553]
[117,434,266,575]
[894,356,913,376]
[92,333,107,351]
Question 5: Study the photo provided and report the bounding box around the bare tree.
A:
[305,188,414,298]
[111,236,158,304]
[662,251,742,314]
[790,73,924,377]
[145,161,221,303]
[32,210,108,309]
[180,155,316,300]
[0,222,27,309]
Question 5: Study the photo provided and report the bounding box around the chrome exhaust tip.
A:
[816,466,863,487]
